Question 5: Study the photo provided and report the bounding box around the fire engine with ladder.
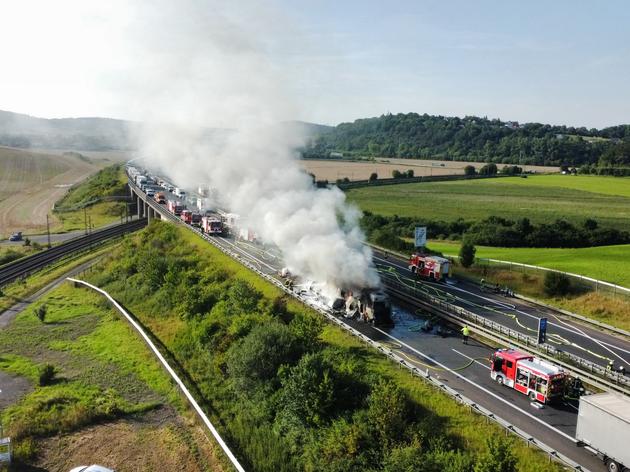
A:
[490,348,567,403]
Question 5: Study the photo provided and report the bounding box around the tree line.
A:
[361,212,630,251]
[302,112,630,169]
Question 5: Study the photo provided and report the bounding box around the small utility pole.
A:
[84,208,88,235]
[88,215,92,234]
[46,214,51,249]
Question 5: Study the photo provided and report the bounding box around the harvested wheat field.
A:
[301,157,558,182]
[0,146,108,237]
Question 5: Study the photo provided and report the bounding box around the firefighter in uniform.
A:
[461,325,470,345]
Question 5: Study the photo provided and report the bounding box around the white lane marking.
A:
[447,284,630,363]
[451,348,490,370]
[373,326,577,443]
[373,254,630,362]
[215,237,278,272]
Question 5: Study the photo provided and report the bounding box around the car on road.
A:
[69,465,115,472]
[9,232,22,241]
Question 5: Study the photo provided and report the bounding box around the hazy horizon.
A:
[1,1,629,129]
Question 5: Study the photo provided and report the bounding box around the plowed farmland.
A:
[0,147,107,236]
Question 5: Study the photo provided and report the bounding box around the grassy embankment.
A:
[347,174,630,231]
[74,221,562,472]
[0,240,122,313]
[53,163,129,232]
[425,241,630,331]
[0,282,225,471]
[428,241,630,289]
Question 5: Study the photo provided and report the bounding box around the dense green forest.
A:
[303,113,630,169]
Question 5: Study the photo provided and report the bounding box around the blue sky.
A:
[1,1,628,128]
[275,0,630,128]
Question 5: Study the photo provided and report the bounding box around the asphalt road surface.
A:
[370,249,630,374]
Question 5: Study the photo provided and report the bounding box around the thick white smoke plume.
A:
[126,0,380,289]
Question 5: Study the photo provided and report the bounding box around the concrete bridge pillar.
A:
[146,202,151,222]
[136,194,143,218]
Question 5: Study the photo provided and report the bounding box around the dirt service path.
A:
[0,147,108,237]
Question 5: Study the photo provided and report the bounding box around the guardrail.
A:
[369,242,630,339]
[515,293,630,339]
[128,177,590,471]
[380,273,630,396]
[68,278,246,472]
[451,254,630,299]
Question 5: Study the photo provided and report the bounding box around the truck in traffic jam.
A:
[408,253,450,281]
[154,192,166,204]
[202,215,223,234]
[167,200,184,216]
[191,213,202,227]
[238,227,258,243]
[575,392,629,472]
[181,209,193,224]
[490,348,567,404]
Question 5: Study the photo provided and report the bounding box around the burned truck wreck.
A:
[332,288,394,327]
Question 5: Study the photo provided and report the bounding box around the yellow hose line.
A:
[381,341,489,372]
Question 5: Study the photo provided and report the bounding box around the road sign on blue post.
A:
[537,317,548,344]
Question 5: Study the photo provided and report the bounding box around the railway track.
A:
[0,218,147,287]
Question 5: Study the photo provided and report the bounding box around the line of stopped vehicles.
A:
[127,165,630,472]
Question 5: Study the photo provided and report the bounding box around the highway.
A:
[128,173,630,471]
[205,232,606,471]
[371,249,630,375]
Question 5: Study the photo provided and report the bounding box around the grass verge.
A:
[0,282,222,471]
[428,240,630,289]
[346,175,630,231]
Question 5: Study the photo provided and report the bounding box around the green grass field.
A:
[53,164,129,232]
[0,280,225,471]
[347,175,630,231]
[427,240,630,288]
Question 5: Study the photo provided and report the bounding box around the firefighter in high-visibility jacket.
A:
[461,325,470,345]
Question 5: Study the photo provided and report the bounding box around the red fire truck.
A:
[490,348,567,403]
[181,209,193,224]
[202,215,223,234]
[191,213,202,227]
[408,254,450,281]
[167,200,184,216]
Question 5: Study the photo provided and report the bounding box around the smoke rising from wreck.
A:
[127,0,380,290]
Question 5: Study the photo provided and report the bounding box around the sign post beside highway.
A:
[537,317,548,344]
[414,226,427,248]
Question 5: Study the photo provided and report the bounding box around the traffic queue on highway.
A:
[127,165,395,328]
[127,164,630,472]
